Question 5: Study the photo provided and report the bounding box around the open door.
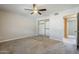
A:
[77,13,79,49]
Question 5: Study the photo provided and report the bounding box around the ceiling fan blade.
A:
[30,12,34,14]
[38,12,41,15]
[39,9,47,11]
[24,8,32,11]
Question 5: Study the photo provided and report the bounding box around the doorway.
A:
[38,19,49,38]
[67,17,77,39]
[64,14,77,44]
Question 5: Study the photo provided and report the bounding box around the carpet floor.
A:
[0,36,61,54]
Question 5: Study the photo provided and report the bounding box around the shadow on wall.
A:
[0,11,35,40]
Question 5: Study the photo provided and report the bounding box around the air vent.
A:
[54,13,59,15]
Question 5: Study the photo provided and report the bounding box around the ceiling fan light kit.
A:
[24,4,47,15]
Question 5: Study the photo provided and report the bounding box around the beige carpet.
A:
[0,36,61,54]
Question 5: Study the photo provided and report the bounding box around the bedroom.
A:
[0,4,79,54]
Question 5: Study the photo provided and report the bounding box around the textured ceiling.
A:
[0,4,79,18]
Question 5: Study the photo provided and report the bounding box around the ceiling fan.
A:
[24,4,47,15]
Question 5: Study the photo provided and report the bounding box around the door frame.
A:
[64,14,76,38]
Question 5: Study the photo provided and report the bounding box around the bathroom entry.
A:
[64,14,77,44]
[67,17,77,39]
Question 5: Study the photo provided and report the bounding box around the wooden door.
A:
[77,13,79,49]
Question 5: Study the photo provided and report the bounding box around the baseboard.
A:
[0,35,35,43]
[49,37,63,42]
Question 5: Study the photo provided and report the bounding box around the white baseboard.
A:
[49,37,63,42]
[0,35,35,43]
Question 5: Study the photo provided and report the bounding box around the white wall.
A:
[0,7,79,42]
[49,13,64,40]
[0,11,36,41]
[37,7,79,41]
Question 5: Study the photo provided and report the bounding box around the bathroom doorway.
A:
[64,14,77,44]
